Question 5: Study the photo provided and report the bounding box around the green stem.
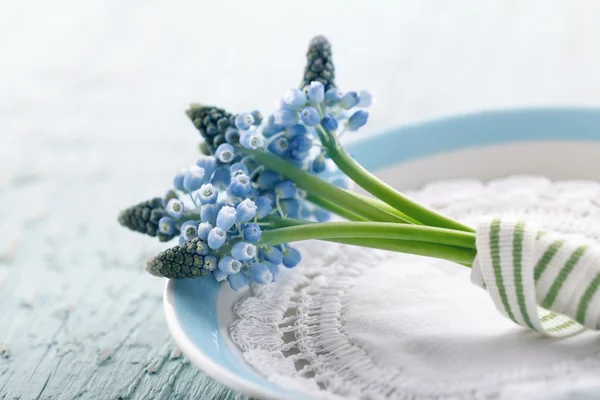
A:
[347,191,420,224]
[248,150,409,224]
[305,193,367,221]
[327,238,475,266]
[258,222,476,249]
[317,126,474,232]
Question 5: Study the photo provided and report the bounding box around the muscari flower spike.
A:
[120,35,377,291]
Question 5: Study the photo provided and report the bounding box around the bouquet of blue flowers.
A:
[118,36,600,336]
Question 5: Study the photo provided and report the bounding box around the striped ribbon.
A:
[472,217,600,336]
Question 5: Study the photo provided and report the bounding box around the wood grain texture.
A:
[1,0,600,398]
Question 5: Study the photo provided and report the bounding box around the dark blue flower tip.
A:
[282,246,301,268]
[302,35,336,90]
[145,237,209,279]
[118,197,178,241]
[251,110,263,126]
[321,113,338,132]
[347,110,369,131]
[225,128,240,145]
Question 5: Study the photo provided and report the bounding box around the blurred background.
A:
[1,1,600,398]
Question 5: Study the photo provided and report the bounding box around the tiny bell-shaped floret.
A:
[183,166,205,192]
[166,198,184,219]
[231,242,257,261]
[197,183,218,205]
[196,156,217,179]
[256,170,279,190]
[229,174,252,197]
[180,220,199,241]
[347,110,369,131]
[300,106,320,127]
[235,113,255,130]
[211,166,231,189]
[283,88,307,109]
[227,272,249,291]
[307,81,325,104]
[215,143,235,163]
[275,180,296,199]
[229,162,249,178]
[341,91,359,109]
[218,256,242,274]
[268,136,289,157]
[262,246,283,264]
[173,169,186,191]
[282,246,301,268]
[321,113,338,132]
[207,227,227,250]
[236,199,257,223]
[158,216,175,235]
[250,263,273,284]
[264,261,280,282]
[243,223,262,242]
[197,222,213,241]
[240,131,263,150]
[251,110,263,126]
[203,255,218,271]
[273,108,298,128]
[255,196,273,219]
[357,90,373,107]
[216,206,237,231]
[312,153,327,173]
[325,87,343,104]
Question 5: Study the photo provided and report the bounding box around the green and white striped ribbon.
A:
[472,217,600,336]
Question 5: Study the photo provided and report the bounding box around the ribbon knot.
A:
[472,217,600,336]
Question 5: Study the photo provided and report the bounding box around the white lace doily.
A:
[230,176,600,399]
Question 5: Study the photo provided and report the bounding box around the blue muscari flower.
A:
[251,110,263,126]
[236,199,257,223]
[227,272,249,291]
[235,113,254,130]
[197,183,218,205]
[158,216,175,235]
[173,169,186,191]
[256,170,279,190]
[203,255,218,271]
[290,135,312,160]
[262,116,285,138]
[207,227,227,249]
[225,127,240,145]
[166,198,184,219]
[283,88,307,109]
[243,223,261,242]
[314,208,331,222]
[268,136,289,157]
[240,131,263,150]
[196,156,217,179]
[273,108,298,128]
[331,176,351,190]
[307,81,325,104]
[216,206,236,231]
[200,204,219,226]
[264,261,280,282]
[347,110,369,131]
[215,143,235,163]
[286,124,307,138]
[229,162,249,178]
[321,113,338,132]
[280,198,300,218]
[229,174,252,197]
[300,107,320,127]
[282,246,301,268]
[341,91,359,109]
[262,246,283,264]
[181,220,199,241]
[312,153,327,173]
[218,256,242,274]
[162,190,178,208]
[231,242,257,261]
[358,90,373,107]
[247,186,260,201]
[213,268,228,282]
[275,180,296,199]
[255,196,273,218]
[325,87,343,104]
[183,166,205,192]
[211,165,231,189]
[300,204,312,219]
[249,263,273,284]
[197,222,212,241]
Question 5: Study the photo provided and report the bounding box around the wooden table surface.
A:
[2,1,600,398]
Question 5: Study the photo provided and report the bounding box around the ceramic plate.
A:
[164,108,600,400]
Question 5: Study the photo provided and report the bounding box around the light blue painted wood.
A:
[2,1,600,398]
